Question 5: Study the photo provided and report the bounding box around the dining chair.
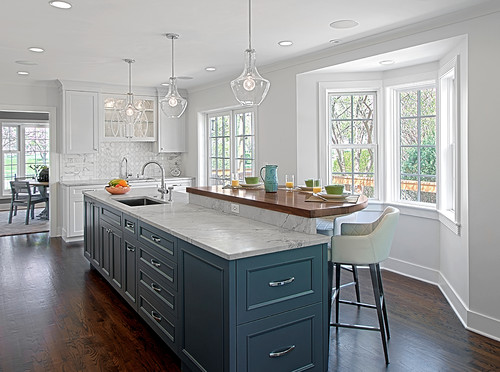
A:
[328,206,400,365]
[8,181,48,225]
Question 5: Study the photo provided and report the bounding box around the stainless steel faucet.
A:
[120,157,132,179]
[140,160,167,200]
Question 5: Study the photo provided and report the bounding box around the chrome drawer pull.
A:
[269,345,296,358]
[151,311,162,322]
[151,235,161,243]
[126,221,135,228]
[150,259,161,268]
[126,246,135,252]
[269,277,295,287]
[151,283,162,292]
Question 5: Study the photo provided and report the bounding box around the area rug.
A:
[0,209,49,236]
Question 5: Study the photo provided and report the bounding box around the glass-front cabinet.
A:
[101,94,157,141]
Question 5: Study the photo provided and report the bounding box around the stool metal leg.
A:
[352,265,361,303]
[335,263,341,326]
[369,264,389,364]
[376,263,390,339]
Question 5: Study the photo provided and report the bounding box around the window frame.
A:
[396,84,437,205]
[205,107,256,186]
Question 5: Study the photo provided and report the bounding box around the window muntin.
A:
[328,93,376,197]
[399,87,436,204]
[207,109,255,186]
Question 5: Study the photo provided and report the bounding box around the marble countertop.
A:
[84,189,330,261]
[60,177,194,187]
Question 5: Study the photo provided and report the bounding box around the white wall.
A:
[183,6,500,340]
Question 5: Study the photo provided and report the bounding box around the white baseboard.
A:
[382,257,500,341]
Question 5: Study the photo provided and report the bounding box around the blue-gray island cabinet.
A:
[83,191,330,372]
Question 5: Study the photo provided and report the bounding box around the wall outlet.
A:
[230,203,240,214]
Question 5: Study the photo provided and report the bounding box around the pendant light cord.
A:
[171,37,175,78]
[248,0,252,50]
[128,61,132,94]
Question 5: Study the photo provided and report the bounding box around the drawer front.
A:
[139,265,177,317]
[100,206,122,227]
[123,215,137,237]
[138,222,176,261]
[139,291,177,351]
[237,303,323,372]
[237,245,323,324]
[138,245,177,291]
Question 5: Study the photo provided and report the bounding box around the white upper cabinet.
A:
[62,89,99,154]
[157,88,186,152]
[101,94,157,142]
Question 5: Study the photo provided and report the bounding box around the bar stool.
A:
[328,207,400,365]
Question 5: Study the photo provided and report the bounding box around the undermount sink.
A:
[116,197,167,207]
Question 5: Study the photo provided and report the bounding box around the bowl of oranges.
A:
[105,179,131,195]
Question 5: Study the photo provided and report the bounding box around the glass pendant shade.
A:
[160,33,187,118]
[231,48,270,106]
[120,59,141,136]
[160,77,187,118]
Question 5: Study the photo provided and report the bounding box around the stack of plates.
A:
[240,183,264,189]
[317,192,351,199]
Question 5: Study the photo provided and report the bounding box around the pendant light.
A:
[160,33,187,118]
[230,0,270,106]
[120,59,142,137]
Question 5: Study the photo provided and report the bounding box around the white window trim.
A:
[437,55,461,235]
[318,80,383,199]
[386,79,437,207]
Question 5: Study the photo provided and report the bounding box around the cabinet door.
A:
[158,113,186,152]
[65,90,98,153]
[100,218,122,280]
[123,237,137,308]
[84,201,100,266]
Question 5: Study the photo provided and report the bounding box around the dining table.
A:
[29,180,49,220]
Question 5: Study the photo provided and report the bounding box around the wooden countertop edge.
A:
[186,187,368,218]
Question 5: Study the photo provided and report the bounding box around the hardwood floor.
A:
[0,233,499,371]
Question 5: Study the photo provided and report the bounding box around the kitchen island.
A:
[83,188,330,372]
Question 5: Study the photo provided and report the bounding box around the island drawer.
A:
[139,291,177,352]
[236,244,323,324]
[138,265,177,318]
[100,205,122,227]
[123,215,137,237]
[138,221,177,261]
[236,303,323,372]
[138,244,177,291]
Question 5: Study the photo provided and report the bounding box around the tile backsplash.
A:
[60,142,181,181]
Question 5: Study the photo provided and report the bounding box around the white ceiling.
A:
[0,0,492,90]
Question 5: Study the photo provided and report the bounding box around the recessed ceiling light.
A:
[379,60,395,65]
[329,39,341,45]
[49,1,72,9]
[278,40,293,47]
[161,82,170,86]
[330,20,359,29]
[28,47,44,53]
[15,60,38,66]
[17,71,29,76]
[205,67,216,72]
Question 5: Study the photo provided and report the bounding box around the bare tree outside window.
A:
[329,93,376,197]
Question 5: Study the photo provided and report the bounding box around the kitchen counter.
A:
[186,186,368,218]
[84,189,330,260]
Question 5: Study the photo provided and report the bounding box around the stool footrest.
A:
[330,322,381,332]
[339,299,377,309]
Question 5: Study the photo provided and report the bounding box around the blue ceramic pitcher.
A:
[260,164,278,193]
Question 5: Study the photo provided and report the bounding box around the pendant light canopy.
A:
[230,0,270,106]
[120,59,142,134]
[160,33,187,118]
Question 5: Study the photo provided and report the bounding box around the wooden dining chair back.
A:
[8,180,48,225]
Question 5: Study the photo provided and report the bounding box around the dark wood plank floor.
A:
[0,233,499,371]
